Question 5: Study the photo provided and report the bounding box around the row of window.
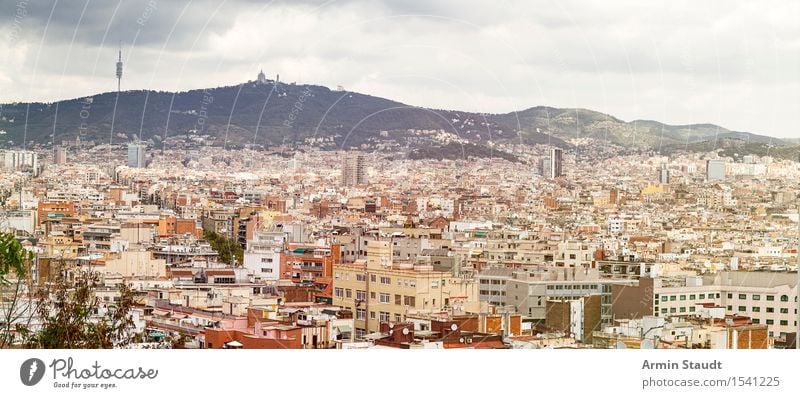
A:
[751,319,795,326]
[334,289,416,306]
[352,309,404,323]
[727,293,793,302]
[660,293,720,302]
[660,305,796,317]
[660,293,794,302]
[546,284,599,290]
[335,272,418,287]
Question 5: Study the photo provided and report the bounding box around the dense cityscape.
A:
[1,115,798,349]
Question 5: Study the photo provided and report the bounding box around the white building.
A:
[243,231,286,281]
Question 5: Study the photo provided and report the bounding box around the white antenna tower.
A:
[116,42,123,92]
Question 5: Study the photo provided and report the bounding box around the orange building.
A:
[36,201,75,225]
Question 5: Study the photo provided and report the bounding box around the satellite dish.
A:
[641,340,654,350]
[402,328,409,335]
[615,341,627,349]
[450,323,458,331]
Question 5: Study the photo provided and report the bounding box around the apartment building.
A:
[332,240,477,339]
[655,272,798,339]
[479,266,623,328]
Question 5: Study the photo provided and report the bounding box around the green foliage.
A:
[203,229,243,265]
[22,271,137,349]
[0,232,34,285]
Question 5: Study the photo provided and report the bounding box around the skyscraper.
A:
[53,146,67,165]
[549,147,563,179]
[706,159,726,182]
[539,156,551,178]
[127,142,146,168]
[341,152,366,186]
[658,162,670,184]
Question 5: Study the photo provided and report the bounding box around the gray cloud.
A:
[0,0,797,138]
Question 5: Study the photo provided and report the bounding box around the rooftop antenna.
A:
[116,41,123,92]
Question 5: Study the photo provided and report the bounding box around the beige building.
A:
[38,232,81,258]
[333,240,478,339]
[104,250,167,278]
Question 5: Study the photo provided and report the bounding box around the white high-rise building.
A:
[706,159,726,181]
[658,163,670,184]
[127,142,146,168]
[1,150,38,175]
[341,152,367,186]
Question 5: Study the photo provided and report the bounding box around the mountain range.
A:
[0,80,793,161]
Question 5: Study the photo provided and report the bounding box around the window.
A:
[699,294,705,299]
[356,290,366,301]
[370,311,376,320]
[752,319,760,324]
[380,293,390,304]
[356,274,366,282]
[394,314,402,322]
[780,295,789,302]
[689,306,695,312]
[766,319,774,325]
[726,305,732,310]
[334,288,344,297]
[752,307,760,312]
[261,257,273,263]
[738,306,746,312]
[767,307,775,313]
[370,292,376,299]
[670,308,676,313]
[679,307,686,313]
[370,274,377,282]
[395,295,402,305]
[379,312,390,322]
[739,294,747,300]
[753,294,761,300]
[780,308,789,314]
[260,268,273,273]
[345,289,352,299]
[780,320,788,326]
[727,293,733,299]
[380,276,391,285]
[670,295,676,301]
[766,295,775,301]
[662,296,668,302]
[356,309,366,320]
[404,296,416,307]
[680,295,686,301]
[689,294,696,300]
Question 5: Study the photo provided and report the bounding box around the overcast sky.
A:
[1,0,798,138]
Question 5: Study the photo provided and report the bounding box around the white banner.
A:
[0,350,797,397]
